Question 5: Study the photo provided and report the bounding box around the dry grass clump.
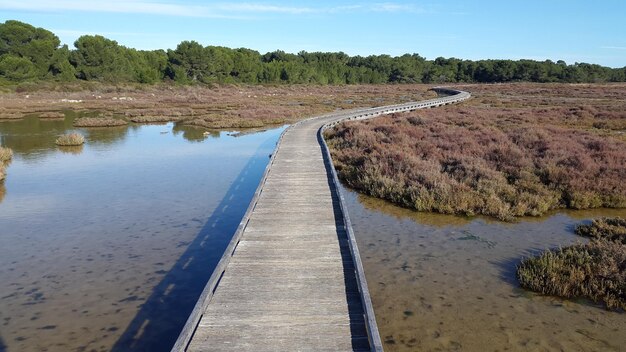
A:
[184,115,285,129]
[39,111,65,119]
[517,217,626,310]
[0,146,12,162]
[55,133,85,146]
[576,217,626,244]
[516,240,625,310]
[0,112,23,120]
[325,84,626,220]
[73,117,128,127]
[0,146,11,182]
[129,115,186,123]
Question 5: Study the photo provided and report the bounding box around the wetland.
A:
[344,187,626,352]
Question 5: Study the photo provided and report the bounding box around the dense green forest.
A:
[1,20,625,85]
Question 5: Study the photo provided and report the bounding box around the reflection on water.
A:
[57,145,84,155]
[171,124,220,142]
[343,186,626,352]
[354,192,477,227]
[0,113,225,163]
[0,112,129,161]
[0,115,285,352]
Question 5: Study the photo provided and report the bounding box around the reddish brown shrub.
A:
[325,83,626,220]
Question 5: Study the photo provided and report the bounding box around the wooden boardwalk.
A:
[173,88,470,352]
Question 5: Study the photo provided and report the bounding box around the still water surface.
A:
[342,186,626,352]
[0,115,284,352]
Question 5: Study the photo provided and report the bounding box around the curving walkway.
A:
[173,88,471,352]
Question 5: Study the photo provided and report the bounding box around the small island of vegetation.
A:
[73,117,128,127]
[55,133,85,146]
[517,217,626,310]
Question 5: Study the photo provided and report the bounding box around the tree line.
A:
[1,20,625,85]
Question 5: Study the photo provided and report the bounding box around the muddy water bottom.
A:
[342,187,626,352]
[0,117,284,352]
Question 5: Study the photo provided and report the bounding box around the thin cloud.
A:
[0,0,243,18]
[0,0,428,18]
[52,29,150,37]
[601,46,626,50]
[214,3,316,15]
[330,5,364,12]
[369,3,424,13]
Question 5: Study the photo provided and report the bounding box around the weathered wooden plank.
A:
[190,325,370,352]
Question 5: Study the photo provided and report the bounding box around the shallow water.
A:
[342,186,626,352]
[0,115,284,352]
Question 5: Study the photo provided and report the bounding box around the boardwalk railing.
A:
[317,87,470,352]
[172,88,470,352]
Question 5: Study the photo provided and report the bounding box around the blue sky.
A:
[1,0,625,67]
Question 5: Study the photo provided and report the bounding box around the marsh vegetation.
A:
[325,83,626,220]
[576,217,626,243]
[517,217,626,310]
[0,84,434,129]
[73,117,128,127]
[0,146,12,162]
[38,111,65,119]
[55,132,85,146]
[0,146,11,181]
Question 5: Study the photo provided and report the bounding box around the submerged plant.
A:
[55,133,85,146]
[517,241,626,310]
[576,217,626,244]
[0,146,12,162]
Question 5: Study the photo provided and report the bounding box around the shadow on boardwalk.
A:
[111,138,275,352]
[319,132,371,351]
